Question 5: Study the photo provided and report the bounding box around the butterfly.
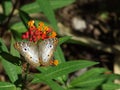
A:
[14,38,58,67]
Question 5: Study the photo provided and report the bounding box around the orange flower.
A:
[47,27,52,33]
[44,26,49,31]
[37,35,41,40]
[39,22,44,27]
[28,20,35,27]
[50,31,57,38]
[22,20,57,42]
[53,60,59,66]
[38,27,42,31]
[50,60,59,66]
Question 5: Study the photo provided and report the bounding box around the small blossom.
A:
[28,20,35,27]
[37,35,41,40]
[22,34,27,39]
[47,28,52,33]
[53,60,59,66]
[39,22,44,27]
[22,20,57,42]
[29,26,36,31]
[41,33,47,40]
[50,60,59,66]
[44,26,49,31]
[25,31,29,37]
[29,30,34,36]
[29,38,33,41]
[49,31,57,38]
[38,27,42,31]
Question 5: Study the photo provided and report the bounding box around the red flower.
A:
[22,20,57,42]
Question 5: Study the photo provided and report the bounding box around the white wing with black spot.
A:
[14,42,40,67]
[38,38,58,66]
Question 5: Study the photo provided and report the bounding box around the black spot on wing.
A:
[24,48,27,51]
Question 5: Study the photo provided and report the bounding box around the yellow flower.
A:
[44,26,49,31]
[38,27,42,31]
[50,31,57,38]
[43,31,47,34]
[39,22,44,27]
[28,20,35,27]
[53,60,59,66]
[50,60,59,66]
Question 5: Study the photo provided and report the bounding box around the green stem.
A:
[22,63,30,89]
[24,63,30,81]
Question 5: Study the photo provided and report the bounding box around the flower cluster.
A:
[22,20,57,42]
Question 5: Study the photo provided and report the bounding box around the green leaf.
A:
[19,10,31,28]
[0,52,21,65]
[102,83,120,90]
[37,0,58,33]
[0,38,8,52]
[59,36,71,45]
[67,87,95,90]
[69,68,107,87]
[0,52,22,77]
[10,22,27,33]
[70,75,106,88]
[54,46,66,63]
[54,46,67,84]
[41,79,64,90]
[50,0,75,9]
[10,36,20,57]
[21,0,75,14]
[10,21,27,41]
[0,56,21,83]
[47,80,64,90]
[11,30,22,41]
[2,0,13,16]
[0,38,21,83]
[106,74,120,83]
[11,10,31,40]
[0,82,16,90]
[16,87,21,90]
[20,2,40,14]
[32,60,98,83]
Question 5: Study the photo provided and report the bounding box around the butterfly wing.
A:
[14,42,40,67]
[38,38,58,66]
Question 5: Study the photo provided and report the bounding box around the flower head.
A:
[22,20,57,42]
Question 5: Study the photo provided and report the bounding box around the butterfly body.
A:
[14,38,58,67]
